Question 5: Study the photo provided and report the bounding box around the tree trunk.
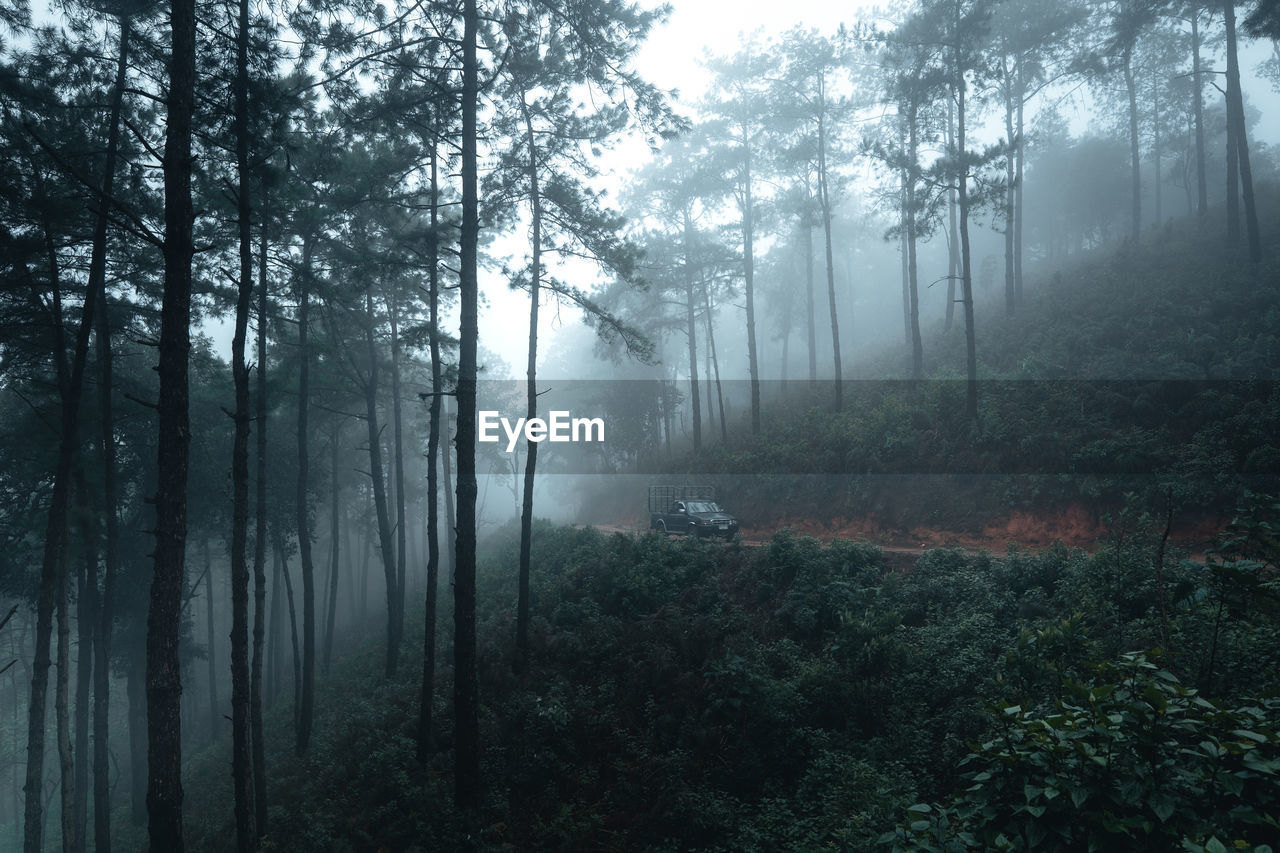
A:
[702,286,727,443]
[388,297,407,657]
[1003,79,1016,316]
[73,473,94,851]
[1153,77,1162,225]
[363,290,399,676]
[1124,50,1141,242]
[148,0,197,843]
[251,184,270,838]
[294,237,316,754]
[682,208,702,452]
[268,543,280,705]
[417,140,442,761]
[804,215,816,381]
[323,423,341,676]
[203,539,218,742]
[90,17,129,850]
[817,77,842,413]
[1014,80,1025,302]
[1191,6,1208,219]
[127,652,146,827]
[56,485,76,853]
[1223,0,1261,263]
[230,0,257,831]
[956,63,978,420]
[900,194,910,347]
[455,0,481,811]
[271,532,301,731]
[945,99,958,333]
[904,108,923,380]
[443,394,457,587]
[741,125,761,434]
[517,87,540,663]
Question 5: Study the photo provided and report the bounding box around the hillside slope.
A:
[607,194,1280,546]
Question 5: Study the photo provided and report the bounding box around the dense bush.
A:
[882,652,1280,852]
[172,495,1278,851]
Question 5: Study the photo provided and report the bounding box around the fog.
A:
[2,0,1278,848]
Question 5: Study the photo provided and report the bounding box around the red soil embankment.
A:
[588,504,1223,562]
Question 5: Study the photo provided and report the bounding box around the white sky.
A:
[634,0,862,97]
[478,0,875,374]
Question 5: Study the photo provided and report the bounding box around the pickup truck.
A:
[648,485,739,539]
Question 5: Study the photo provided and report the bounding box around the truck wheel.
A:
[689,523,698,539]
[657,520,669,537]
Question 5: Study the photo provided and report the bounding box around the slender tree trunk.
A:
[148,0,197,843]
[93,296,120,846]
[702,286,727,443]
[323,423,341,676]
[1226,91,1239,241]
[92,279,118,849]
[804,215,816,381]
[703,340,715,436]
[294,237,315,754]
[230,0,256,832]
[359,521,371,622]
[1014,82,1025,302]
[455,0,481,811]
[905,111,923,379]
[268,545,280,705]
[203,540,218,742]
[363,290,399,676]
[56,492,75,853]
[899,197,910,346]
[906,207,922,380]
[1191,7,1208,220]
[1223,0,1261,263]
[126,652,146,826]
[945,99,958,333]
[89,17,129,851]
[817,79,842,412]
[388,298,407,656]
[250,183,270,838]
[250,209,269,842]
[417,141,442,761]
[73,473,94,851]
[443,394,457,587]
[682,208,702,452]
[956,64,979,420]
[517,87,540,663]
[1153,78,1162,225]
[1124,50,1141,242]
[780,320,790,390]
[271,532,301,731]
[1003,79,1016,316]
[741,126,761,434]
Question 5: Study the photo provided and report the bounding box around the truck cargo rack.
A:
[648,485,716,513]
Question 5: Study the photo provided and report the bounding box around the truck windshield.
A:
[684,501,720,513]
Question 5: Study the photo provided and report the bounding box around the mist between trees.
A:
[0,0,1277,849]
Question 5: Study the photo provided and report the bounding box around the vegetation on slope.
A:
[640,198,1280,538]
[173,499,1278,851]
